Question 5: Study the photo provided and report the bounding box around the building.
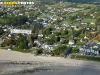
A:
[79,46,99,55]
[69,40,75,45]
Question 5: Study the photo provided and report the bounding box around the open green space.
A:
[0,18,9,23]
[82,18,96,23]
[13,48,33,53]
[39,13,50,18]
[84,4,97,7]
[78,4,97,8]
[71,54,100,62]
[71,12,78,16]
[80,9,90,12]
[88,24,96,28]
[62,19,72,24]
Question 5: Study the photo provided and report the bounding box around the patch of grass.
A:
[80,9,90,12]
[71,54,100,62]
[82,18,96,23]
[71,12,78,16]
[13,48,33,53]
[62,19,72,24]
[0,18,9,23]
[88,24,96,28]
[39,13,50,18]
[79,4,97,8]
[75,41,85,45]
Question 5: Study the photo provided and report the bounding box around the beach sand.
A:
[0,49,100,75]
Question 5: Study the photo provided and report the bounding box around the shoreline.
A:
[0,49,100,64]
[0,49,100,75]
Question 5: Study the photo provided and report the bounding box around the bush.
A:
[13,48,32,53]
[72,48,79,53]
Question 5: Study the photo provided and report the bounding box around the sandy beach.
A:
[0,49,100,75]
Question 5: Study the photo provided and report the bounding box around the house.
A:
[69,40,75,45]
[41,44,57,52]
[34,40,42,47]
[38,34,43,37]
[79,46,99,55]
[42,44,54,50]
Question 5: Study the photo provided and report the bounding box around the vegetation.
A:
[34,48,43,55]
[72,48,79,53]
[13,48,32,53]
[0,28,4,35]
[1,0,100,58]
[82,18,96,23]
[71,55,100,62]
[15,37,28,49]
[52,45,71,56]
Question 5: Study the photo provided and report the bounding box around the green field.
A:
[80,9,90,12]
[13,48,32,53]
[62,19,72,24]
[39,13,50,18]
[82,18,96,23]
[78,4,97,7]
[88,24,96,28]
[0,18,9,23]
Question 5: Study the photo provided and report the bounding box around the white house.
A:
[34,40,42,46]
[38,34,43,37]
[69,40,75,45]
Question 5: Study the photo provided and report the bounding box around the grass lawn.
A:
[83,4,97,7]
[80,9,90,12]
[82,18,96,23]
[62,19,72,24]
[71,12,78,16]
[13,48,33,53]
[78,4,97,8]
[88,24,96,28]
[39,13,50,18]
[0,18,9,23]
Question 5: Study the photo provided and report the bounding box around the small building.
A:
[38,34,43,37]
[34,40,42,47]
[79,46,99,55]
[42,44,54,50]
[69,40,75,45]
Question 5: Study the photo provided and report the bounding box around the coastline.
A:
[0,49,100,65]
[0,49,100,75]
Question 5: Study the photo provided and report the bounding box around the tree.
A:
[50,34,56,42]
[95,18,100,25]
[47,39,54,45]
[44,27,52,36]
[17,16,28,25]
[72,48,79,53]
[16,37,27,49]
[0,28,4,35]
[19,40,27,49]
[3,39,16,46]
[0,12,3,16]
[61,29,68,36]
[55,36,60,42]
[34,48,43,55]
[52,45,68,56]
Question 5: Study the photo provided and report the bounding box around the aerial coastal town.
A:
[0,0,100,75]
